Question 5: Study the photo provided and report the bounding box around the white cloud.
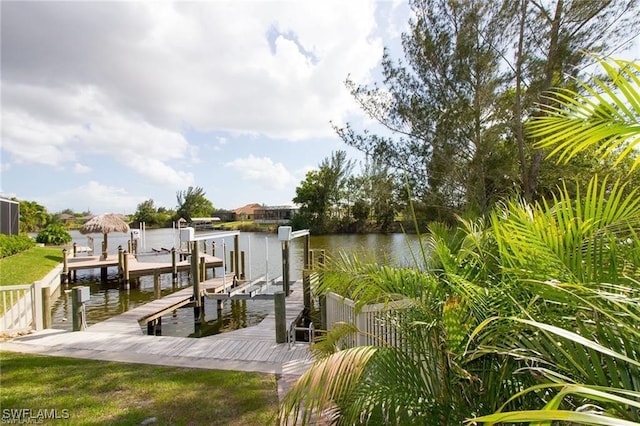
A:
[1,1,384,144]
[74,163,91,173]
[225,155,297,191]
[1,1,393,210]
[2,84,194,188]
[38,181,145,214]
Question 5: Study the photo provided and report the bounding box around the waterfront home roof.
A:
[234,203,262,215]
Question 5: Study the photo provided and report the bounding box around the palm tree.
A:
[278,57,640,425]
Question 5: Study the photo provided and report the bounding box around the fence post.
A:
[303,270,311,310]
[319,293,327,331]
[31,281,43,330]
[356,309,366,346]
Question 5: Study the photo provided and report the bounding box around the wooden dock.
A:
[64,253,223,281]
[86,276,231,334]
[1,281,313,376]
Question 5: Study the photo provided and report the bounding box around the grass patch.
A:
[0,246,63,286]
[0,352,278,425]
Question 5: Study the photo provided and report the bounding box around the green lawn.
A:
[0,352,278,425]
[0,246,63,286]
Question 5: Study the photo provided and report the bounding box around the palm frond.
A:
[529,57,640,171]
[492,175,640,285]
[278,346,378,425]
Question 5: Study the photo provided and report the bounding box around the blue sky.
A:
[1,1,408,214]
[2,2,638,216]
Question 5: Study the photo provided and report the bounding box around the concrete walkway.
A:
[0,281,316,402]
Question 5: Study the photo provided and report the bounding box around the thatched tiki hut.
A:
[80,213,130,259]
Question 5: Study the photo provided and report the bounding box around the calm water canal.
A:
[51,229,423,337]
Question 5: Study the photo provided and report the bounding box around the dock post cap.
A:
[278,226,292,241]
[278,226,309,241]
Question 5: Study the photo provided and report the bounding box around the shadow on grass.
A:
[0,351,278,425]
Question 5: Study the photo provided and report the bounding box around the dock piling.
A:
[154,272,161,299]
[71,286,88,332]
[42,285,52,329]
[171,248,177,284]
[281,240,290,296]
[274,291,286,343]
[199,256,206,282]
[191,242,203,329]
[123,251,130,289]
[118,246,124,282]
[240,251,246,280]
[62,249,69,285]
[233,235,240,280]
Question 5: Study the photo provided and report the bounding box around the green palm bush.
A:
[470,57,640,424]
[278,56,640,425]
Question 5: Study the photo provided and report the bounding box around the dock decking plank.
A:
[4,281,313,383]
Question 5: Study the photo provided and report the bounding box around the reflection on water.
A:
[51,229,421,337]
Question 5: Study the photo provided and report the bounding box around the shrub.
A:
[35,224,72,246]
[0,234,35,258]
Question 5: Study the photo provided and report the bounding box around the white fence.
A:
[0,263,63,333]
[325,292,410,348]
[0,284,37,332]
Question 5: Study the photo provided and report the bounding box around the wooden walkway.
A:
[85,276,230,334]
[1,281,313,376]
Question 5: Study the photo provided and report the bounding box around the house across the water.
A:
[253,205,298,224]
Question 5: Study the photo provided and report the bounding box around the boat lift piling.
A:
[181,228,243,332]
[277,226,310,297]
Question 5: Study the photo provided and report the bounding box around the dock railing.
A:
[325,292,410,349]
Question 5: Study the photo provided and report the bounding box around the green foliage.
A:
[0,234,35,258]
[335,0,639,219]
[132,199,157,225]
[131,199,174,227]
[530,57,640,172]
[17,199,50,233]
[175,186,214,222]
[281,56,640,426]
[293,151,354,234]
[293,151,401,234]
[35,224,72,245]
